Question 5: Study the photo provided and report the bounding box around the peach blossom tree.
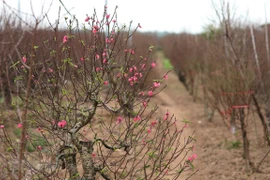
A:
[0,4,196,180]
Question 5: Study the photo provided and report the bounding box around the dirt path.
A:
[154,71,270,180]
[152,71,201,179]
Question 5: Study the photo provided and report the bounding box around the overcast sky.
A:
[1,0,270,33]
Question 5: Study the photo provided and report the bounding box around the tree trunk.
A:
[252,94,270,146]
[239,109,254,170]
[80,141,96,180]
[66,154,79,179]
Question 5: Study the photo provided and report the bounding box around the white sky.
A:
[1,0,270,33]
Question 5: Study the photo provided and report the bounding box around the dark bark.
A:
[80,141,96,180]
[239,109,254,170]
[252,94,270,146]
[239,109,249,160]
[66,154,79,179]
[177,71,189,91]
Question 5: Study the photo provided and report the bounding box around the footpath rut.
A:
[153,71,203,179]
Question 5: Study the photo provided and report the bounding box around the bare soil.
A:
[2,64,270,180]
[160,71,270,180]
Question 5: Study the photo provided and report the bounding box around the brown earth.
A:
[154,70,270,180]
[2,59,270,180]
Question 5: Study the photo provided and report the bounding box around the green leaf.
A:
[182,118,191,124]
[10,61,20,69]
[14,76,23,82]
[177,168,184,174]
[7,147,13,152]
[189,162,195,170]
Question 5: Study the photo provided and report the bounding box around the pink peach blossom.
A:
[164,112,169,120]
[37,127,42,132]
[141,64,146,69]
[48,68,53,73]
[85,16,91,22]
[142,139,146,145]
[106,38,110,44]
[58,120,67,128]
[133,116,141,122]
[143,101,147,107]
[17,123,23,128]
[63,35,68,43]
[153,82,160,88]
[93,29,98,34]
[96,67,101,71]
[150,120,158,127]
[188,154,197,161]
[22,56,27,63]
[116,116,123,124]
[163,74,168,80]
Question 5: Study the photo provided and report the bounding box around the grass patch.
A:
[162,58,173,70]
[228,140,242,149]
